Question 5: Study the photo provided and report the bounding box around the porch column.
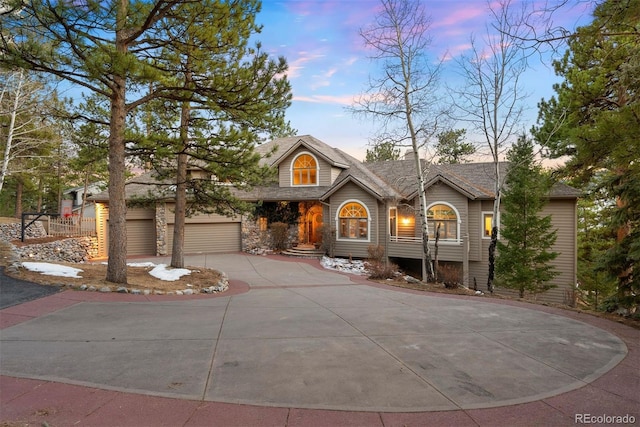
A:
[463,233,470,288]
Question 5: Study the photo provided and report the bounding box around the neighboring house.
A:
[63,183,103,217]
[91,135,579,304]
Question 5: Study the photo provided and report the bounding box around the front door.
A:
[305,204,323,245]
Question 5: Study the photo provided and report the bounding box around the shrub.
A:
[438,263,461,289]
[366,244,398,280]
[269,222,290,251]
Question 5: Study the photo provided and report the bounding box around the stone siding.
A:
[0,222,47,241]
[0,223,98,263]
[241,217,299,255]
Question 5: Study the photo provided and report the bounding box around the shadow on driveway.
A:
[0,267,60,309]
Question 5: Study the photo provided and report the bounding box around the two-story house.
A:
[92,135,579,304]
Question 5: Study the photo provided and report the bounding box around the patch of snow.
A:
[148,264,191,281]
[320,256,368,275]
[127,262,157,268]
[22,262,83,278]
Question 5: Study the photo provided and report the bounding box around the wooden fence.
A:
[48,216,97,237]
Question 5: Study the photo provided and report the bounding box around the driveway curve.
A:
[0,253,629,413]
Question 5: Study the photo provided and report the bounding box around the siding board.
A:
[329,182,378,258]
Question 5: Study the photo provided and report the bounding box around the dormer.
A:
[262,136,351,188]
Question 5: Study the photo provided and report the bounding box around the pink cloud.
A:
[293,94,355,105]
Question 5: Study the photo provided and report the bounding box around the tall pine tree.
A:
[495,136,559,298]
[533,0,639,312]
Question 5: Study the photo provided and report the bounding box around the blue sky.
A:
[255,0,594,160]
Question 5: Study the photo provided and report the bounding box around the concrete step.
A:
[282,246,325,258]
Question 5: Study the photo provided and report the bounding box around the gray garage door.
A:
[167,222,241,254]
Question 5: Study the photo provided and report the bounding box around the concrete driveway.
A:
[0,253,634,415]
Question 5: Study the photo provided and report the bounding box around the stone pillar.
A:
[155,202,168,256]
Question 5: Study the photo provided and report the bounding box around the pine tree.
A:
[364,141,401,163]
[495,136,559,298]
[435,129,474,164]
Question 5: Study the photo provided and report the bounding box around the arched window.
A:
[427,203,459,240]
[292,153,318,185]
[338,201,369,240]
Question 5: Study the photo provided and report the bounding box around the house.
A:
[63,182,103,217]
[91,135,579,304]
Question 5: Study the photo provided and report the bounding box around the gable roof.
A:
[256,135,351,168]
[252,135,402,201]
[91,135,579,204]
[365,159,580,200]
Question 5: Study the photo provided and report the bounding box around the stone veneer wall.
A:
[241,217,299,255]
[0,222,98,263]
[0,221,47,241]
[155,202,168,256]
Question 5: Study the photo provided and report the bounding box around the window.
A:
[427,203,459,240]
[483,212,497,238]
[292,153,318,185]
[338,201,369,240]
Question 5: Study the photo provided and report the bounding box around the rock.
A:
[88,285,97,292]
[143,289,151,295]
[175,290,183,295]
[153,290,164,295]
[99,286,111,293]
[80,284,88,290]
[183,289,193,295]
[116,286,128,293]
[404,275,421,284]
[131,289,141,295]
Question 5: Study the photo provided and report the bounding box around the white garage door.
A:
[167,222,241,254]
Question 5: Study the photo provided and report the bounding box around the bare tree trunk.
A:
[14,178,23,218]
[487,163,501,293]
[105,0,129,284]
[171,152,187,268]
[170,52,194,269]
[0,70,23,193]
[80,168,89,220]
[409,127,434,282]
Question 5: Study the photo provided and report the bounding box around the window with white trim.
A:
[292,153,318,186]
[427,203,459,240]
[483,212,499,239]
[338,201,369,240]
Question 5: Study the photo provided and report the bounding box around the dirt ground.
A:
[0,239,222,293]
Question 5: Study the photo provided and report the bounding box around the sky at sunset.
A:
[255,0,594,160]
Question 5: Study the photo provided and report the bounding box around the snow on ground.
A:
[148,264,191,281]
[22,262,83,278]
[320,256,368,275]
[126,262,156,268]
[22,261,191,282]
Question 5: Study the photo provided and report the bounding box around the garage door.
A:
[127,219,156,256]
[167,222,241,254]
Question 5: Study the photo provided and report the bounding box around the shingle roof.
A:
[365,159,580,200]
[91,136,579,203]
[89,172,174,202]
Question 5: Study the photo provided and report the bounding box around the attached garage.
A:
[165,208,242,255]
[125,208,156,256]
[167,222,241,254]
[96,207,157,257]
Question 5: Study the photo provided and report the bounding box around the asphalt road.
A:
[0,267,60,309]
